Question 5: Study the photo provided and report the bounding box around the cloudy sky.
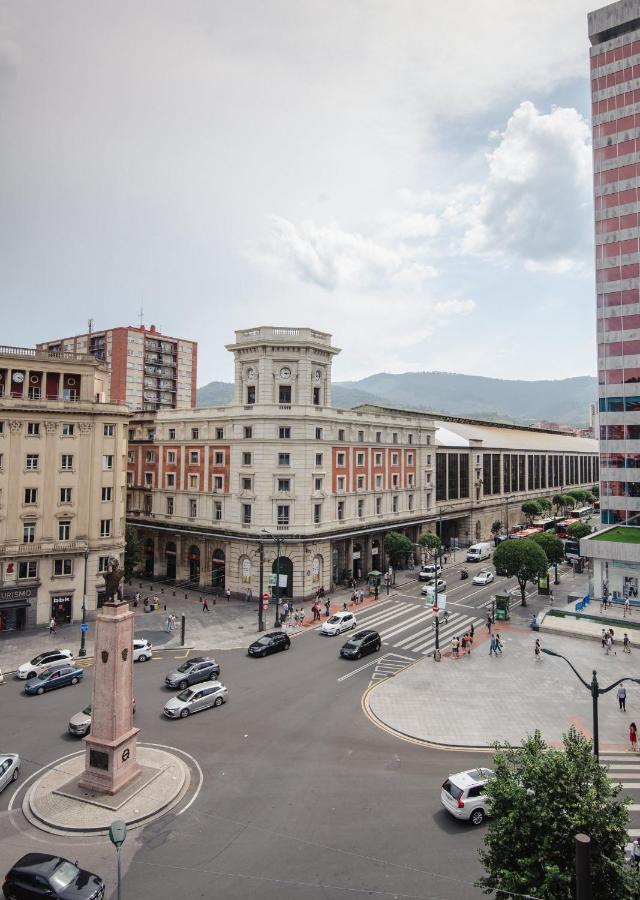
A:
[1,0,600,386]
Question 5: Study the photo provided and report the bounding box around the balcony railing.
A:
[0,538,89,557]
[0,345,96,362]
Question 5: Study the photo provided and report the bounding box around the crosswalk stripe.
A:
[628,830,640,837]
[378,610,435,640]
[628,804,640,811]
[401,615,467,651]
[601,756,639,762]
[620,783,640,789]
[606,765,640,771]
[393,621,442,648]
[356,603,412,628]
[410,617,485,654]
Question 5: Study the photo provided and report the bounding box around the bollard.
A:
[185,594,187,599]
[172,591,175,597]
[181,614,186,647]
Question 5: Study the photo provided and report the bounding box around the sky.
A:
[0,0,601,386]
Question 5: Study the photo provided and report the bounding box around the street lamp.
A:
[541,648,640,761]
[108,819,127,900]
[262,529,283,627]
[79,546,89,658]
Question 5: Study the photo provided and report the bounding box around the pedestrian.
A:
[624,633,632,654]
[294,609,300,626]
[298,608,305,626]
[311,603,318,621]
[165,615,171,633]
[601,628,607,649]
[618,684,627,712]
[202,597,209,612]
[461,633,468,656]
[631,721,638,751]
[606,633,613,655]
[534,639,541,661]
[359,589,364,604]
[489,635,497,656]
[374,585,379,599]
[225,587,231,602]
[49,617,56,635]
[325,599,331,617]
[495,633,503,654]
[246,588,253,603]
[633,838,640,871]
[444,554,448,565]
[469,623,474,646]
[486,615,493,635]
[625,597,631,617]
[451,636,459,658]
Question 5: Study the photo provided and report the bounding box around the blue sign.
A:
[80,623,89,633]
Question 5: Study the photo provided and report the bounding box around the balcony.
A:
[0,538,89,558]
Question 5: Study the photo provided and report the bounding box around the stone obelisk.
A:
[79,571,140,794]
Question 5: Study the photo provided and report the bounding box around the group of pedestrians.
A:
[164,613,178,632]
[600,627,632,655]
[450,625,474,658]
[311,598,332,621]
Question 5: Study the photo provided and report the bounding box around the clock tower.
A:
[226,327,341,408]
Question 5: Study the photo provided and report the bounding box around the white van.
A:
[466,542,492,563]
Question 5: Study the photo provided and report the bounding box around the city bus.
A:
[533,518,557,532]
[574,506,593,521]
[510,527,543,539]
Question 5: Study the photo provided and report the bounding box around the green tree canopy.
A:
[532,531,565,566]
[384,531,413,565]
[592,483,600,499]
[567,488,588,505]
[492,538,548,606]
[477,728,634,900]
[490,520,503,536]
[566,522,592,541]
[563,494,576,510]
[124,524,142,582]
[537,497,552,513]
[551,494,565,515]
[418,531,441,553]
[521,500,542,524]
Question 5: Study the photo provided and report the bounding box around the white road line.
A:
[628,804,640,811]
[620,783,640,789]
[410,617,485,654]
[391,612,467,649]
[628,829,640,837]
[355,605,413,629]
[605,765,640,771]
[336,652,413,682]
[378,610,436,640]
[356,601,411,622]
[601,756,640,762]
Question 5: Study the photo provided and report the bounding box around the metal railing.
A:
[0,538,89,556]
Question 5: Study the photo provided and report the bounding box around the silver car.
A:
[69,699,136,737]
[0,753,20,793]
[163,681,228,719]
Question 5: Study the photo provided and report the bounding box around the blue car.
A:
[24,664,83,695]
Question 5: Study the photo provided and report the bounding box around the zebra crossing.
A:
[353,600,485,658]
[602,752,640,840]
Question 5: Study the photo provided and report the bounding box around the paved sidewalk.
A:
[366,623,640,751]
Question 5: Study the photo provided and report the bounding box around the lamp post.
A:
[541,648,640,761]
[108,819,127,900]
[258,542,265,632]
[79,546,89,657]
[262,529,282,627]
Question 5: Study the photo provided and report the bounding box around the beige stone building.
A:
[126,326,599,599]
[0,345,129,629]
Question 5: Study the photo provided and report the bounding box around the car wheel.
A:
[260,650,267,658]
[179,680,188,690]
[180,708,189,718]
[138,654,147,662]
[36,687,44,695]
[11,767,19,782]
[376,642,381,651]
[71,677,79,685]
[284,642,290,649]
[351,621,356,629]
[214,697,223,707]
[26,671,37,680]
[356,652,363,660]
[5,889,18,900]
[470,808,485,826]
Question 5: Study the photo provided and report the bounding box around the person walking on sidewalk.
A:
[486,615,493,636]
[606,633,613,655]
[534,639,541,661]
[495,633,503,655]
[625,596,631,617]
[624,633,632,654]
[49,617,56,636]
[489,635,498,656]
[460,633,467,656]
[618,685,627,712]
[225,587,231,602]
[469,623,474,648]
[631,721,638,751]
[451,636,459,658]
[324,598,331,617]
[202,597,209,612]
[602,628,607,649]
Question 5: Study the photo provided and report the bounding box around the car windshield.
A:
[343,642,357,650]
[177,689,195,701]
[50,861,80,890]
[443,779,463,800]
[327,616,341,624]
[255,637,271,646]
[29,654,48,665]
[176,662,193,673]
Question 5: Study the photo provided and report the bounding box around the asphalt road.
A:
[0,562,579,900]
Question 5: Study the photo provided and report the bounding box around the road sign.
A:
[80,623,89,633]
[268,574,277,587]
[425,590,447,610]
[262,591,270,605]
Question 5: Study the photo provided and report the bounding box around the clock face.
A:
[246,367,255,381]
[314,369,322,381]
[279,367,291,380]
[12,372,24,383]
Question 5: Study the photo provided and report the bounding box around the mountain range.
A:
[196,371,597,426]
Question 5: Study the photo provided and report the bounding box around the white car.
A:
[133,638,153,662]
[472,570,495,586]
[420,579,447,594]
[0,754,20,793]
[418,563,442,581]
[320,611,357,635]
[16,649,75,680]
[441,768,493,825]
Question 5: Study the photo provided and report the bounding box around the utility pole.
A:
[258,543,265,632]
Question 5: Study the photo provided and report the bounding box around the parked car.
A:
[320,611,357,635]
[0,754,19,794]
[68,699,136,737]
[133,638,153,662]
[164,657,220,690]
[2,853,105,900]
[420,580,447,595]
[418,563,442,581]
[16,649,75,680]
[24,665,83,696]
[339,630,381,659]
[247,631,291,657]
[163,682,228,718]
[441,768,493,825]
[472,570,495,586]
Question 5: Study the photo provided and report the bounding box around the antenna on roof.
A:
[88,318,94,335]
[138,304,145,328]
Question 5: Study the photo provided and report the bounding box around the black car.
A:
[2,853,104,900]
[339,629,381,660]
[164,656,220,690]
[247,631,291,657]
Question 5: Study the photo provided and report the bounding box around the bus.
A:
[510,527,543,539]
[564,539,581,561]
[533,518,557,532]
[574,506,593,521]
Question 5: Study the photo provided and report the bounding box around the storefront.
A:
[0,585,36,631]
[51,594,73,624]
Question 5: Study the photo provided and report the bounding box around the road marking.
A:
[337,654,389,682]
[173,649,191,659]
[377,610,435,640]
[352,604,413,630]
[369,653,416,683]
[407,617,485,654]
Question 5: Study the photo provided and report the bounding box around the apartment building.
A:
[0,345,129,629]
[37,324,197,412]
[126,326,598,599]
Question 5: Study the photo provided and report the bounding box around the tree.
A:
[124,524,143,582]
[490,520,503,536]
[384,531,413,566]
[532,531,565,567]
[551,494,565,516]
[564,494,576,511]
[492,538,548,607]
[521,500,542,525]
[418,531,441,554]
[567,488,587,506]
[567,522,592,541]
[477,728,635,899]
[592,483,600,499]
[537,497,552,514]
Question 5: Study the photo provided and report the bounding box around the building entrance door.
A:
[52,596,72,624]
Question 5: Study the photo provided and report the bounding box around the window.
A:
[314,476,323,491]
[189,499,197,518]
[315,427,323,440]
[391,452,399,465]
[127,450,135,463]
[313,387,320,405]
[18,560,37,580]
[392,495,399,512]
[167,450,176,464]
[358,430,364,442]
[54,559,72,577]
[337,452,346,467]
[188,474,198,489]
[214,476,224,490]
[27,422,40,436]
[168,428,176,440]
[98,556,110,573]
[145,450,154,463]
[100,519,111,538]
[375,474,383,489]
[408,494,414,511]
[247,386,256,404]
[128,428,135,441]
[0,452,2,469]
[147,428,155,440]
[356,452,365,466]
[392,474,399,488]
[23,522,36,543]
[166,473,175,488]
[277,478,290,492]
[166,497,174,515]
[102,455,114,470]
[126,471,133,486]
[315,453,323,466]
[357,475,365,489]
[338,428,346,441]
[189,451,199,464]
[408,433,413,445]
[374,452,382,466]
[242,504,252,525]
[337,500,345,520]
[313,503,322,524]
[103,424,115,437]
[60,487,72,503]
[242,452,252,466]
[216,427,224,440]
[392,432,398,443]
[278,452,291,466]
[375,496,382,514]
[357,498,364,518]
[337,475,346,491]
[24,488,37,505]
[143,494,152,516]
[61,423,74,437]
[407,473,414,488]
[25,453,39,470]
[277,504,290,525]
[214,501,222,521]
[279,385,291,404]
[407,453,414,465]
[61,454,73,471]
[376,431,382,443]
[57,519,71,540]
[279,426,291,439]
[242,477,253,491]
[191,428,199,439]
[427,454,431,465]
[243,426,253,439]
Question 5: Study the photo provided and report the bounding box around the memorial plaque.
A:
[89,749,109,771]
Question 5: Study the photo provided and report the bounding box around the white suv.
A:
[16,649,75,680]
[133,638,153,662]
[441,768,493,825]
[418,563,442,582]
[320,611,357,636]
